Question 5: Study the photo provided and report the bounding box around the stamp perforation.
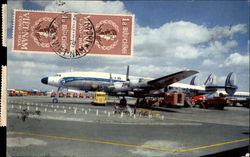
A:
[0,66,7,126]
[2,4,7,47]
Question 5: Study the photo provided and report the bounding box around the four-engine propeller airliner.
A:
[41,66,198,104]
[41,66,238,106]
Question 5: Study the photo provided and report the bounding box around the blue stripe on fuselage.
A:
[62,77,125,84]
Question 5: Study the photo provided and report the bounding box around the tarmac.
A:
[7,96,249,157]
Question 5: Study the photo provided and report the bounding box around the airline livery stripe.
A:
[62,77,125,83]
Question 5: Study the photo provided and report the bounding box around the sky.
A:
[7,0,249,92]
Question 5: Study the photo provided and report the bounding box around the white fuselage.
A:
[42,71,210,96]
[45,71,151,91]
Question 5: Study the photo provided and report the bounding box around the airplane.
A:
[41,66,198,104]
[165,72,238,97]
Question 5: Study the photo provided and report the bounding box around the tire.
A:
[52,98,58,103]
[120,98,127,106]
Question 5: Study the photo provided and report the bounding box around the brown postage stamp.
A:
[12,10,134,58]
[1,66,6,127]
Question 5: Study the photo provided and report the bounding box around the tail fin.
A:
[204,73,216,86]
[225,72,237,95]
[190,76,199,85]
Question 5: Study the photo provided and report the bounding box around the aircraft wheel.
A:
[120,98,127,106]
[139,99,147,107]
[52,98,58,103]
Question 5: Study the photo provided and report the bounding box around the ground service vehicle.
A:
[79,93,84,98]
[66,93,71,98]
[73,93,78,98]
[51,92,56,97]
[9,90,16,96]
[92,91,107,106]
[59,92,64,97]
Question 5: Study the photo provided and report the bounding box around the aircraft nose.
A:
[41,77,48,84]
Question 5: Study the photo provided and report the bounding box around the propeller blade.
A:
[109,73,113,84]
[126,65,130,81]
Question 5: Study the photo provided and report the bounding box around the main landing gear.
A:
[119,97,127,106]
[114,97,133,115]
[135,98,148,107]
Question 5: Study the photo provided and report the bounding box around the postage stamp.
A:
[0,66,6,126]
[12,10,134,58]
[2,4,7,47]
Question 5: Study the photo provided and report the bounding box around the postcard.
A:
[4,1,249,157]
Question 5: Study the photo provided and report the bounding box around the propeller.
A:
[126,65,130,81]
[109,73,113,85]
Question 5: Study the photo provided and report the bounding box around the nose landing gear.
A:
[52,87,61,103]
[52,98,58,103]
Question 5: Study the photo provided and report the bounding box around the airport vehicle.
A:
[85,93,91,98]
[92,91,107,106]
[215,90,250,107]
[59,92,64,97]
[73,93,78,98]
[66,93,71,98]
[51,92,56,97]
[41,66,198,104]
[79,93,84,98]
[196,96,232,110]
[189,95,206,104]
[161,92,185,107]
[8,89,16,96]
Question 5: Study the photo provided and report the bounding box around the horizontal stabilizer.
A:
[205,72,238,96]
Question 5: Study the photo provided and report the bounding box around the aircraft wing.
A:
[110,70,198,97]
[147,70,199,89]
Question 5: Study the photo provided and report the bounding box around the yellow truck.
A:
[92,91,107,106]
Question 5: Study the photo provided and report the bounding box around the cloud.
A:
[220,53,249,67]
[44,1,130,14]
[199,40,238,58]
[202,59,216,66]
[210,24,247,40]
[135,21,242,60]
[135,21,210,59]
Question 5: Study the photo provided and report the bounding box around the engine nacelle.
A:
[111,82,131,92]
[128,91,134,96]
[130,82,148,88]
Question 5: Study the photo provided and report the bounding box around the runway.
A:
[7,96,249,157]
